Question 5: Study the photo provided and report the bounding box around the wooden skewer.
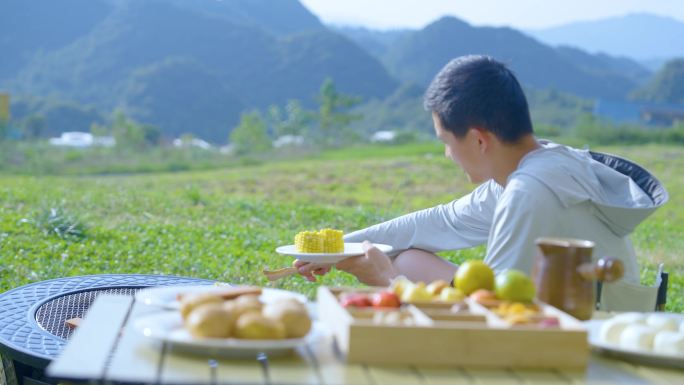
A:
[262,267,299,281]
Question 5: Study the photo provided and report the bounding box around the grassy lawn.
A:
[1,142,682,312]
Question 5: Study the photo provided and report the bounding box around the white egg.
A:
[653,331,684,356]
[646,314,679,332]
[620,324,658,351]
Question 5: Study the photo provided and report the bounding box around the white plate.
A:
[585,314,684,369]
[275,242,393,263]
[135,285,307,310]
[133,312,325,357]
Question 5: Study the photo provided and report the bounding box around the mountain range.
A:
[0,1,680,141]
[528,13,684,71]
[1,0,396,140]
[376,17,647,99]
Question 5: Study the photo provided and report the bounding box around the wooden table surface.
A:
[46,294,684,385]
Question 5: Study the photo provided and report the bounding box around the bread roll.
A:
[179,294,223,320]
[185,303,233,338]
[262,302,311,338]
[177,286,262,301]
[232,294,263,317]
[234,312,286,339]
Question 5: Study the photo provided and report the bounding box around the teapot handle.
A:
[577,257,624,282]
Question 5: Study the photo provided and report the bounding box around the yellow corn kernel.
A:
[294,231,323,253]
[319,228,344,253]
[294,228,344,253]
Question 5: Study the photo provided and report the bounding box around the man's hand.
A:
[293,241,398,285]
[335,241,398,286]
[293,260,333,282]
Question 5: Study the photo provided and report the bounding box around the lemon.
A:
[454,260,494,295]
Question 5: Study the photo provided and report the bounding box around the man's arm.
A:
[484,176,560,275]
[296,180,500,283]
[345,180,501,254]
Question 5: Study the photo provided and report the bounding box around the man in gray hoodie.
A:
[296,55,668,310]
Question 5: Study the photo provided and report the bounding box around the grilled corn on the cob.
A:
[294,228,344,253]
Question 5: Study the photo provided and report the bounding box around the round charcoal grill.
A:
[0,274,214,385]
[35,287,142,340]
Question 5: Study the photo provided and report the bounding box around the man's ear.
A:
[470,127,492,153]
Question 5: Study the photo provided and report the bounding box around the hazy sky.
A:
[299,0,684,30]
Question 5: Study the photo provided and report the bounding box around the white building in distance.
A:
[370,130,396,143]
[172,137,211,150]
[49,132,115,148]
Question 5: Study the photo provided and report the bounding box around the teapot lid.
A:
[535,237,595,249]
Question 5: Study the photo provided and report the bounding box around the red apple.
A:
[371,291,401,308]
[340,293,372,308]
[537,317,561,328]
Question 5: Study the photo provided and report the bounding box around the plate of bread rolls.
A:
[133,285,321,356]
[586,312,684,368]
[135,285,306,310]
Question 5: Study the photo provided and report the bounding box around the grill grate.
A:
[34,287,143,340]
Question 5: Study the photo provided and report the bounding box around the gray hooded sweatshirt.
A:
[344,142,668,310]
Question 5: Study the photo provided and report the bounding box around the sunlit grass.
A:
[0,142,681,311]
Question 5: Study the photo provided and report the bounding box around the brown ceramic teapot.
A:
[533,237,624,320]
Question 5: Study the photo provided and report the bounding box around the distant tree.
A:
[142,124,161,146]
[267,105,284,137]
[111,110,145,149]
[268,99,314,138]
[316,78,362,146]
[110,110,160,148]
[90,122,110,137]
[22,114,47,140]
[631,59,684,104]
[229,111,271,156]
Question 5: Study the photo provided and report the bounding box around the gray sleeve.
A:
[344,180,499,255]
[484,176,559,275]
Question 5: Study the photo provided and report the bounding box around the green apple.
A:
[494,269,536,302]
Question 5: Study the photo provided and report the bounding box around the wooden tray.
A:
[317,286,589,369]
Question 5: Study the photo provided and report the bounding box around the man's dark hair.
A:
[424,55,533,143]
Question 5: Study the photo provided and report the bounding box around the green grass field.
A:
[1,142,682,312]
